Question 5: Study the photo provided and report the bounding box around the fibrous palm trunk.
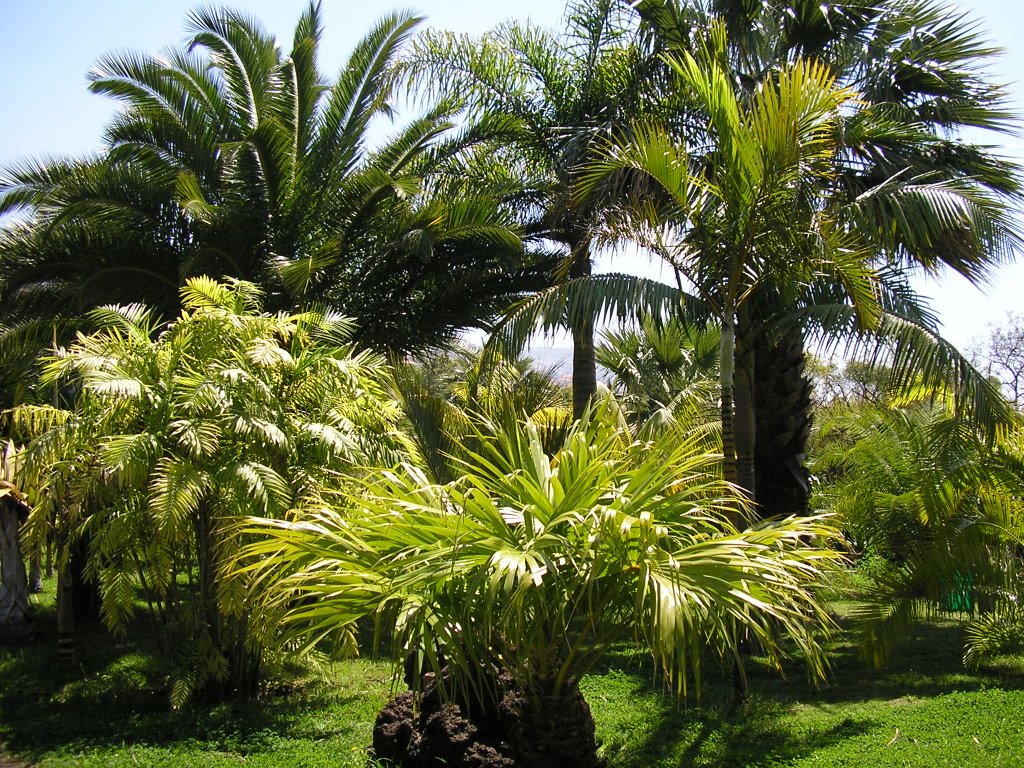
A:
[373,670,600,768]
[753,324,813,518]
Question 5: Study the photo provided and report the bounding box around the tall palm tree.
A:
[623,0,1022,512]
[408,0,666,418]
[584,49,881,492]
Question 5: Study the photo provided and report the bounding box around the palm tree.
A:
[392,345,572,485]
[595,315,719,426]
[630,0,1022,515]
[408,0,669,418]
[243,396,838,767]
[0,4,543,367]
[583,50,881,492]
[17,277,404,704]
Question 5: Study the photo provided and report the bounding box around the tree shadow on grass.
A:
[588,655,878,768]
[767,614,1024,706]
[587,614,1024,768]
[608,701,875,768]
[0,611,380,764]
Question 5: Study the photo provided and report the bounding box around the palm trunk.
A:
[571,322,597,421]
[0,496,33,643]
[734,313,757,500]
[56,554,75,663]
[753,324,812,518]
[568,243,596,420]
[29,545,43,593]
[373,671,600,768]
[720,316,738,488]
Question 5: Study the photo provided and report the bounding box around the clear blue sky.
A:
[1,0,1021,350]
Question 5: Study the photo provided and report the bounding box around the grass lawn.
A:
[2,586,1023,767]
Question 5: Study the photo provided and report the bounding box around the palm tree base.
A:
[372,672,602,768]
[0,493,34,644]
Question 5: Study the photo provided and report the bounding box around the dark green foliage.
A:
[0,4,545,389]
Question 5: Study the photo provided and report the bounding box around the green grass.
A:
[3,586,1024,767]
[582,616,1024,768]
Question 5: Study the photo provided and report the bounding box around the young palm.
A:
[596,315,720,427]
[243,396,838,767]
[18,277,403,704]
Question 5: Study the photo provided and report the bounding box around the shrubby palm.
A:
[244,397,838,766]
[596,316,719,426]
[393,346,571,485]
[814,399,1024,666]
[17,277,402,704]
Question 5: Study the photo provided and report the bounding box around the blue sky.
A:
[1,0,1022,350]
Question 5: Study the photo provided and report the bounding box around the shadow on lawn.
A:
[0,609,369,763]
[5,598,1023,768]
[618,703,875,768]
[589,613,1024,768]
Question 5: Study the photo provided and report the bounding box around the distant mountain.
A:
[524,345,572,381]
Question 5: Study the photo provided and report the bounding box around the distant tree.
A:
[972,312,1024,408]
[394,345,571,485]
[808,358,900,410]
[596,316,719,425]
